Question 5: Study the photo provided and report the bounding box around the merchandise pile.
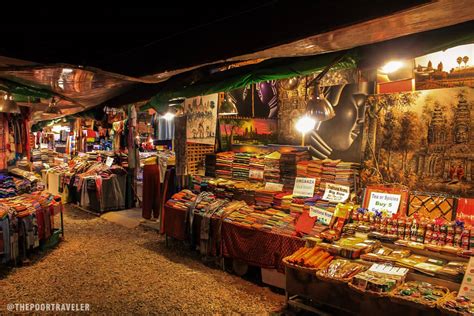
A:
[263,151,281,183]
[249,155,265,182]
[232,152,252,180]
[280,151,310,190]
[216,152,234,179]
[0,174,17,198]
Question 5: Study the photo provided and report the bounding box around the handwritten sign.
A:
[249,169,264,180]
[322,183,350,203]
[105,157,114,167]
[265,182,284,191]
[458,257,474,300]
[368,192,401,215]
[292,177,316,198]
[310,206,333,225]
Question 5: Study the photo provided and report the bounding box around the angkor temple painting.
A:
[362,87,474,196]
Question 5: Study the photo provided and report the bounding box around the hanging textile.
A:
[151,114,175,141]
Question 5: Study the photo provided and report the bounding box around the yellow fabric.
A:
[143,156,157,165]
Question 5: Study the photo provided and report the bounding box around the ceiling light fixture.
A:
[304,54,345,122]
[218,93,238,116]
[0,92,20,114]
[381,60,404,74]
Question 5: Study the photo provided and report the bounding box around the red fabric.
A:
[457,198,474,226]
[295,210,316,234]
[163,205,187,241]
[142,164,161,219]
[221,222,305,272]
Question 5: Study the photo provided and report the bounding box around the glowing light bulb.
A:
[162,112,175,120]
[381,61,404,73]
[295,115,316,134]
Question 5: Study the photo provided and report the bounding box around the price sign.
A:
[310,206,333,225]
[292,177,316,198]
[367,192,401,214]
[105,157,114,167]
[322,183,350,203]
[265,182,284,191]
[249,169,264,180]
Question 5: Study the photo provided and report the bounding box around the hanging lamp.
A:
[304,54,346,122]
[218,93,238,116]
[0,92,20,113]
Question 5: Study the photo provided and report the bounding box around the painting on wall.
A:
[415,43,474,90]
[227,81,278,118]
[278,80,374,163]
[219,117,277,150]
[184,94,218,145]
[361,87,474,197]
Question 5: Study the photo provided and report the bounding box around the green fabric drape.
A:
[142,52,357,112]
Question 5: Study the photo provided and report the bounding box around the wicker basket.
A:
[437,292,472,316]
[389,282,449,310]
[282,257,321,274]
[315,270,354,285]
[347,282,391,298]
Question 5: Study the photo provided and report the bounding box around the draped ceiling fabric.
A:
[5,1,473,129]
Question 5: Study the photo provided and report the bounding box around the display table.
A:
[221,222,304,272]
[163,205,304,271]
[285,264,444,316]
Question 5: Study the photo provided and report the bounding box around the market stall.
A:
[159,41,474,314]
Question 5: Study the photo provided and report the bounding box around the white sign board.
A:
[322,183,350,203]
[265,182,284,192]
[367,192,401,214]
[310,206,333,225]
[292,177,316,198]
[249,169,264,180]
[458,257,474,300]
[105,157,114,167]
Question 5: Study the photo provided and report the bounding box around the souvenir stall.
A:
[0,191,63,265]
[161,42,474,314]
[0,98,64,266]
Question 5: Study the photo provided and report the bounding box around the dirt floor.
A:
[0,205,285,314]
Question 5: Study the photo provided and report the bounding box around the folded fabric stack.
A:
[307,160,323,191]
[216,152,234,179]
[32,149,42,162]
[255,190,276,209]
[321,159,339,189]
[205,154,216,178]
[165,189,197,211]
[290,199,305,214]
[296,160,310,177]
[0,174,17,198]
[14,177,32,195]
[273,192,293,211]
[280,151,311,190]
[224,206,294,234]
[264,151,281,183]
[232,152,251,181]
[249,155,265,182]
[335,161,360,191]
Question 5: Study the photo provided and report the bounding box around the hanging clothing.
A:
[152,114,175,141]
[142,164,161,219]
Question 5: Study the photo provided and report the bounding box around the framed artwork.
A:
[362,87,474,196]
[219,117,277,150]
[415,43,474,90]
[184,94,218,145]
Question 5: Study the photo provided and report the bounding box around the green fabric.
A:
[142,52,357,112]
[0,79,53,99]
